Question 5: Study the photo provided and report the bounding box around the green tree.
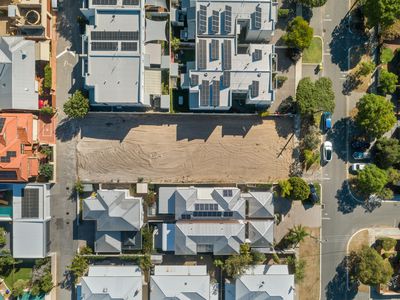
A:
[355,94,396,138]
[278,179,292,198]
[303,149,320,170]
[67,255,88,283]
[39,271,53,294]
[357,61,376,76]
[44,64,52,89]
[287,256,306,282]
[379,69,398,95]
[75,180,84,194]
[379,237,397,251]
[39,163,53,179]
[171,37,180,52]
[295,0,327,7]
[286,225,309,247]
[283,17,313,50]
[387,167,400,184]
[296,77,335,115]
[138,255,152,272]
[381,47,395,64]
[356,164,388,195]
[223,254,253,278]
[288,177,310,201]
[302,126,320,150]
[378,187,394,200]
[356,246,393,285]
[213,259,224,268]
[251,251,266,264]
[141,226,153,254]
[373,138,400,169]
[12,279,28,297]
[0,227,6,246]
[363,0,400,29]
[63,90,90,118]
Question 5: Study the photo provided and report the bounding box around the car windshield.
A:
[326,149,332,160]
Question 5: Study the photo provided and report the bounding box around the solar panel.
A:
[197,39,207,69]
[0,156,10,163]
[0,171,17,180]
[198,5,207,34]
[92,0,117,5]
[223,71,230,88]
[121,42,138,51]
[253,49,262,61]
[91,42,118,51]
[200,80,210,106]
[211,10,219,34]
[122,0,139,4]
[251,80,259,98]
[22,188,39,218]
[191,74,199,86]
[223,211,233,217]
[0,118,5,132]
[212,81,220,107]
[223,40,232,70]
[223,189,233,197]
[225,6,232,33]
[7,151,16,157]
[254,6,262,29]
[91,31,139,41]
[210,39,219,60]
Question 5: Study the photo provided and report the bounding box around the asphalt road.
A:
[319,1,398,300]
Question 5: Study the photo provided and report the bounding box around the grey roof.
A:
[150,265,214,300]
[248,220,274,248]
[174,221,245,255]
[244,191,274,219]
[95,231,122,253]
[145,19,168,42]
[80,265,142,300]
[0,36,37,110]
[233,265,294,300]
[83,189,143,232]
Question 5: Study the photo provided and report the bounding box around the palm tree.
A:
[286,225,309,247]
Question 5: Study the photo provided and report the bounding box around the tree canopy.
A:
[283,17,314,50]
[379,69,398,95]
[63,90,90,118]
[373,137,400,169]
[295,0,327,7]
[288,177,310,200]
[356,164,388,195]
[355,94,396,138]
[363,0,400,29]
[356,246,393,285]
[296,77,335,115]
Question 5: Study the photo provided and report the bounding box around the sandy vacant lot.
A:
[77,114,294,183]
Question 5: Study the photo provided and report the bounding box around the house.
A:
[158,186,275,255]
[0,37,38,110]
[12,183,51,258]
[77,265,143,300]
[83,189,144,253]
[181,0,277,110]
[150,265,218,299]
[80,0,170,109]
[225,265,295,300]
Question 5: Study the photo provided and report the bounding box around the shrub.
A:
[75,180,84,194]
[251,251,266,264]
[278,179,292,198]
[40,146,52,157]
[379,69,398,95]
[138,255,152,271]
[144,191,156,206]
[288,177,310,200]
[381,47,394,64]
[224,254,252,278]
[40,106,54,115]
[357,61,376,77]
[213,259,224,268]
[287,256,306,282]
[378,187,394,200]
[302,127,320,151]
[39,163,53,179]
[44,64,52,89]
[12,279,28,297]
[141,226,153,254]
[276,75,288,88]
[303,149,320,170]
[171,37,180,52]
[79,246,93,255]
[67,255,88,284]
[278,8,290,18]
[63,90,90,118]
[272,253,281,264]
[259,110,270,117]
[379,237,397,251]
[0,227,6,246]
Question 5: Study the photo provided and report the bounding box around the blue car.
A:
[323,112,332,132]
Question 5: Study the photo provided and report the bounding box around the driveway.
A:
[76,114,295,184]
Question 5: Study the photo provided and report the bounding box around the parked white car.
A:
[351,163,367,173]
[323,141,333,162]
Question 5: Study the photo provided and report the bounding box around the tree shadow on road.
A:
[326,118,350,162]
[336,180,363,214]
[325,256,359,300]
[56,118,81,142]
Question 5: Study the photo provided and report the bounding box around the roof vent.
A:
[103,288,108,293]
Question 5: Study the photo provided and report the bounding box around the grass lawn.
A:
[4,267,32,288]
[303,37,322,64]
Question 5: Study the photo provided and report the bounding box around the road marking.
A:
[322,217,331,220]
[323,53,331,56]
[56,48,76,59]
[323,18,332,22]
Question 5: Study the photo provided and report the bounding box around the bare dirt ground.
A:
[298,227,321,300]
[76,114,294,183]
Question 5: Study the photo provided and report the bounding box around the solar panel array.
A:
[91,42,118,51]
[91,31,139,41]
[253,49,262,61]
[251,80,259,98]
[223,211,233,217]
[198,5,207,34]
[121,42,138,51]
[191,74,199,86]
[212,81,220,106]
[92,0,117,5]
[223,189,233,197]
[210,39,219,60]
[200,80,210,106]
[122,0,139,5]
[223,71,230,87]
[197,39,207,69]
[193,211,222,217]
[22,188,39,218]
[223,40,232,70]
[225,6,232,33]
[254,6,262,29]
[0,171,17,180]
[195,203,219,211]
[211,10,219,34]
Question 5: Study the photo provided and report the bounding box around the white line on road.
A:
[323,18,332,21]
[322,217,331,220]
[56,48,76,59]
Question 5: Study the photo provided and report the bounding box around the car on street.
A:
[351,139,371,150]
[351,163,367,173]
[323,141,333,162]
[308,183,319,204]
[352,151,371,160]
[322,112,332,132]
